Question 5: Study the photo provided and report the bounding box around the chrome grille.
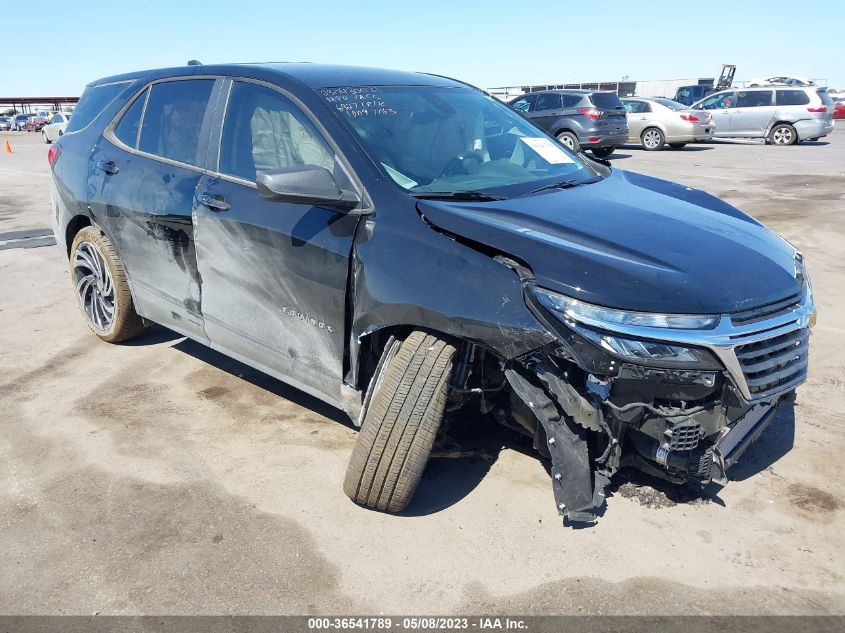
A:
[735,327,809,399]
[730,292,802,325]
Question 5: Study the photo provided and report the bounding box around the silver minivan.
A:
[691,86,834,145]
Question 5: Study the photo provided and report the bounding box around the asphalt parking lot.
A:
[1,129,843,616]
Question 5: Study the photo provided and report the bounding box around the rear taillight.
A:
[807,106,827,112]
[578,108,604,120]
[47,144,60,168]
[680,114,701,122]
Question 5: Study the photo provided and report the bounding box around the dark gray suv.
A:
[508,89,629,157]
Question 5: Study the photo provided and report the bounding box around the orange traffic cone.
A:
[4,141,10,154]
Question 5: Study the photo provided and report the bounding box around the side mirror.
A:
[256,165,360,210]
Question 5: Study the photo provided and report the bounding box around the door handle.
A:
[639,116,647,120]
[198,192,231,212]
[96,160,119,175]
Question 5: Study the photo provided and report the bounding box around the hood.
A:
[418,170,800,314]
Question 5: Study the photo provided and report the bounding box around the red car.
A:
[25,116,48,132]
[833,99,845,120]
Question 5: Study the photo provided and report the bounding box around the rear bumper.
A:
[667,124,714,143]
[794,118,834,140]
[581,132,629,148]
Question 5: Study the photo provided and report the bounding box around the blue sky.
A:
[3,0,840,95]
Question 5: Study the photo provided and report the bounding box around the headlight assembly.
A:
[530,286,722,369]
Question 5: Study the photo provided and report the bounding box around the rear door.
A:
[731,90,774,137]
[193,78,362,402]
[529,93,562,132]
[91,77,219,338]
[623,99,653,140]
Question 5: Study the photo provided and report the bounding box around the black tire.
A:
[641,127,665,151]
[43,131,51,144]
[344,330,457,513]
[768,123,797,146]
[69,225,146,343]
[669,142,687,149]
[591,146,615,158]
[556,130,580,153]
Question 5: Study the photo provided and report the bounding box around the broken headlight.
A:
[530,287,722,369]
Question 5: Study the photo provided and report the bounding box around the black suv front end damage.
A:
[486,256,816,525]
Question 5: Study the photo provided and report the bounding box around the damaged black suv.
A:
[50,63,815,524]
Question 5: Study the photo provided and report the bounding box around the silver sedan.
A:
[622,97,715,150]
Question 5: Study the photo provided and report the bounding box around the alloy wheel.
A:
[559,135,575,150]
[772,127,794,144]
[643,129,662,149]
[73,241,116,332]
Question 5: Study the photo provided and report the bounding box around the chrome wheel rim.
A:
[772,127,793,144]
[643,130,662,148]
[73,241,115,332]
[558,135,575,149]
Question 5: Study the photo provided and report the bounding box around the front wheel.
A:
[42,131,51,144]
[669,142,687,149]
[556,131,580,153]
[69,225,146,343]
[769,123,797,145]
[591,146,615,158]
[641,127,665,151]
[344,330,456,513]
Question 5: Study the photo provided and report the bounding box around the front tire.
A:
[556,131,580,153]
[70,226,146,343]
[591,146,615,158]
[769,123,797,145]
[42,131,51,144]
[344,330,456,513]
[641,127,665,151]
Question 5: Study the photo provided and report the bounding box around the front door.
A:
[696,91,735,136]
[193,79,362,401]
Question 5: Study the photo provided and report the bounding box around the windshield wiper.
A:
[409,191,504,201]
[524,176,604,197]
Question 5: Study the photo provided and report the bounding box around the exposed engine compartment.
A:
[446,338,790,525]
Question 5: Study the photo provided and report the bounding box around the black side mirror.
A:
[256,165,360,210]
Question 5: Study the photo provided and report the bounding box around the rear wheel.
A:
[344,330,457,513]
[641,127,665,151]
[70,225,146,343]
[591,146,615,158]
[769,123,797,145]
[669,142,687,149]
[556,131,580,153]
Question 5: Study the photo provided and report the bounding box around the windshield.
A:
[321,86,595,195]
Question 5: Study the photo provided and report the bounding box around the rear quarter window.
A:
[776,90,810,106]
[589,92,624,109]
[65,81,133,133]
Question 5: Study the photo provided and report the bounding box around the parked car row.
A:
[507,84,835,153]
[0,111,72,141]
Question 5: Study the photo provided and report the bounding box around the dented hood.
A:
[418,169,801,314]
